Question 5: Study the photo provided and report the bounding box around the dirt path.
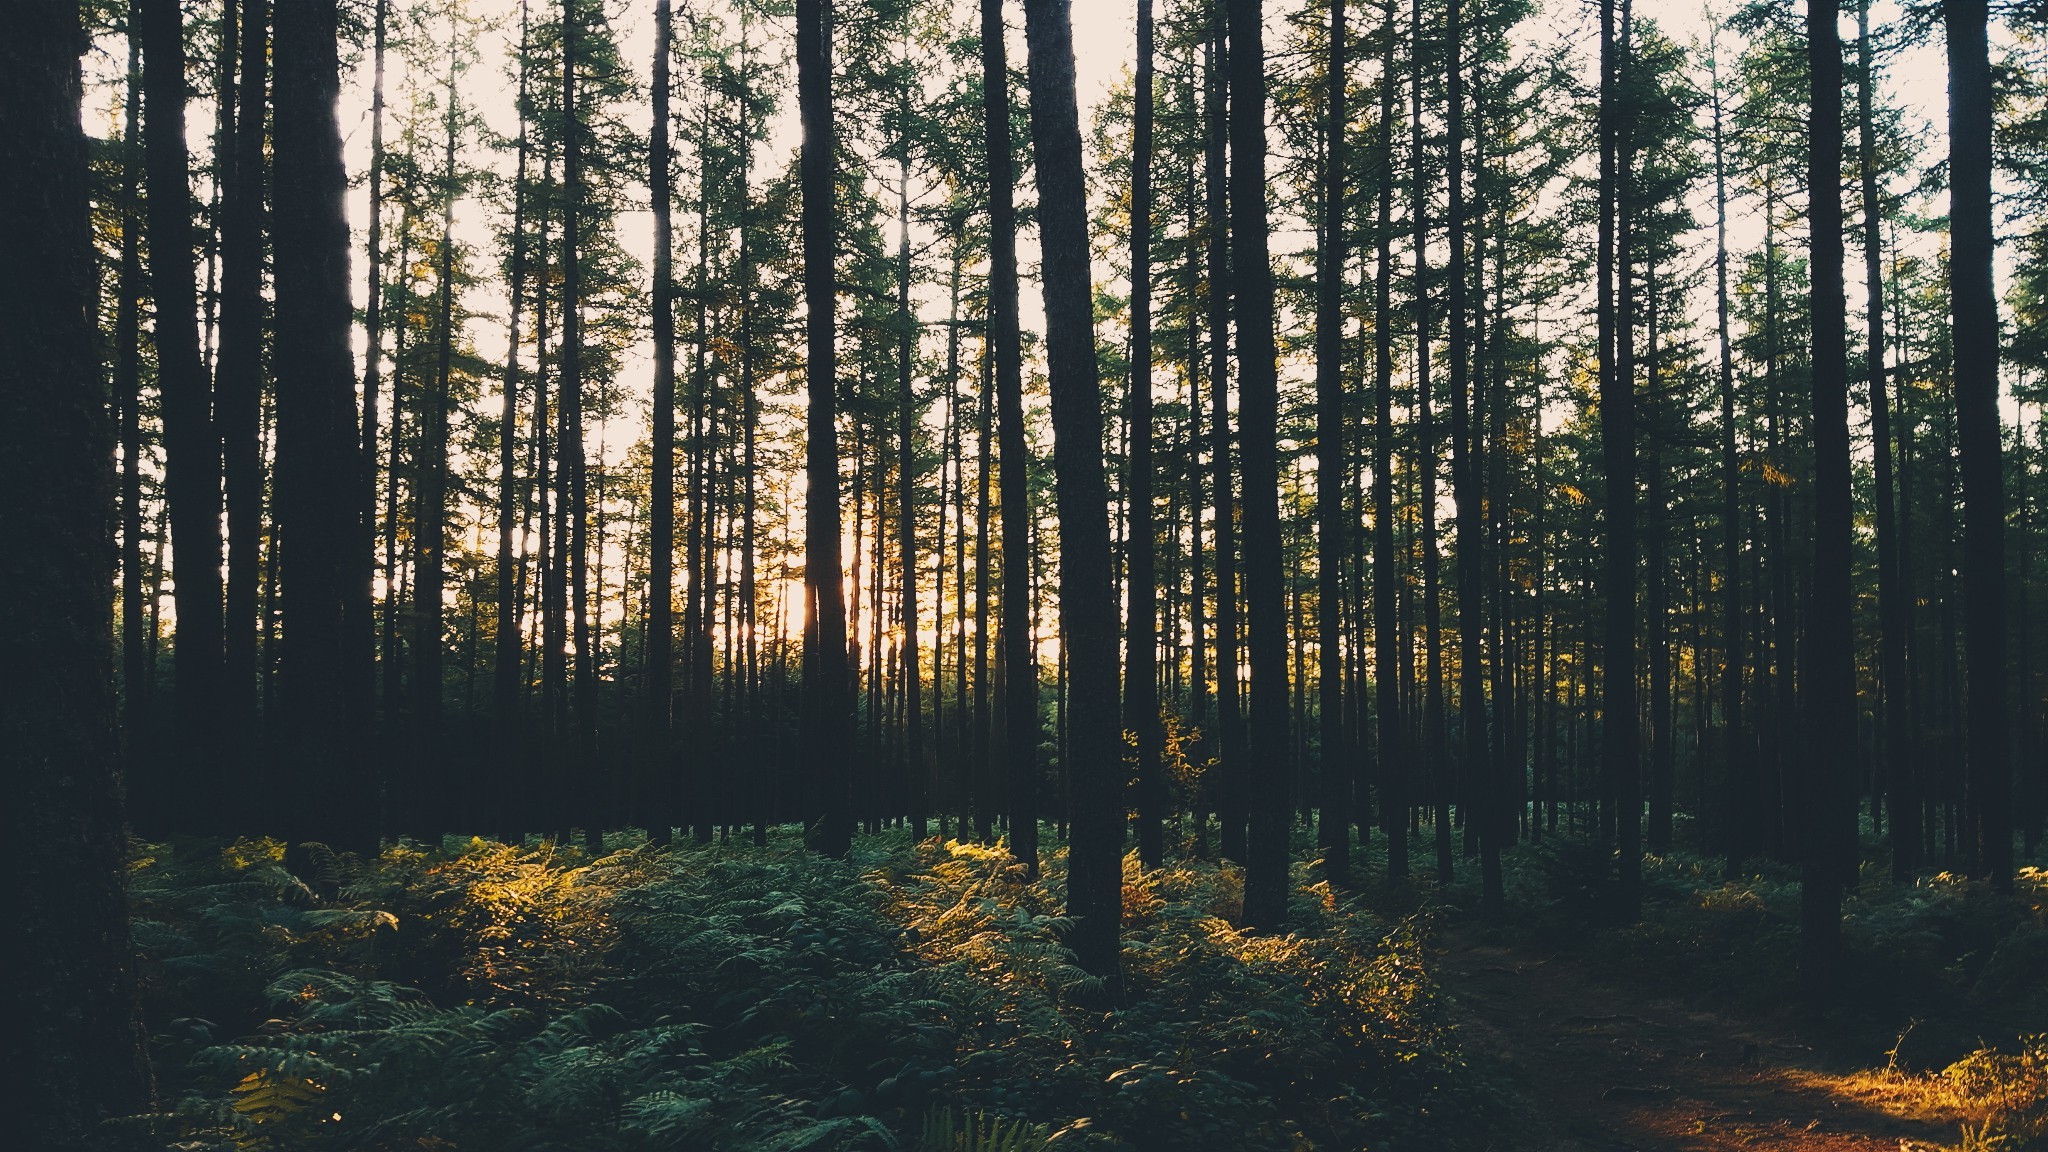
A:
[1438,926,1967,1151]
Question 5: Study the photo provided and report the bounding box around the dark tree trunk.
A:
[898,153,927,841]
[1374,0,1406,882]
[1411,0,1451,885]
[1802,0,1854,998]
[561,0,595,767]
[142,0,228,827]
[1709,23,1751,880]
[1227,0,1291,933]
[1858,0,1913,879]
[1129,0,1165,869]
[1599,0,1640,918]
[1205,17,1245,864]
[497,0,531,746]
[1447,0,1495,909]
[1315,0,1350,879]
[273,0,376,850]
[647,0,676,829]
[217,0,268,784]
[119,17,151,761]
[1024,0,1122,985]
[800,0,853,857]
[985,0,1038,871]
[1947,0,2010,889]
[413,37,461,829]
[4,6,155,1140]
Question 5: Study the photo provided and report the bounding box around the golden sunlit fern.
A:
[915,1105,1056,1152]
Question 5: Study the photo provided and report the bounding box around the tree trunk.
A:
[1205,18,1246,864]
[1129,0,1165,869]
[647,0,676,830]
[1226,0,1291,933]
[142,0,228,828]
[985,0,1038,872]
[273,0,376,850]
[217,0,268,785]
[800,0,853,857]
[1315,0,1350,879]
[1947,0,2010,889]
[1802,0,1853,997]
[1374,0,1406,882]
[1858,0,1912,879]
[5,6,155,1139]
[1023,0,1122,985]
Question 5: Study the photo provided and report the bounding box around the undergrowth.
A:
[1438,828,2048,1148]
[118,828,1467,1151]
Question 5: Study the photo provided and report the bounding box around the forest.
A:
[6,0,2048,1147]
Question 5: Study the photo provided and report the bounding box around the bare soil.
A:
[1439,925,1973,1151]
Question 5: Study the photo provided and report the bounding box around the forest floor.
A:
[1437,918,1976,1152]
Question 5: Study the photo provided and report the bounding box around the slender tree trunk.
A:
[496,0,532,757]
[142,0,228,827]
[1709,21,1751,879]
[1225,0,1291,933]
[218,0,267,784]
[1802,0,1853,997]
[119,19,151,767]
[560,0,595,772]
[646,0,676,832]
[1599,0,1640,917]
[1858,0,1913,879]
[1375,0,1406,881]
[985,0,1038,871]
[5,7,155,1138]
[1023,0,1122,984]
[1447,0,1495,908]
[898,152,927,841]
[1205,20,1246,863]
[1948,0,2011,889]
[1315,0,1350,879]
[1129,0,1165,868]
[800,0,853,857]
[274,0,376,849]
[414,36,461,829]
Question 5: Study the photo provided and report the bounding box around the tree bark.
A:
[4,6,155,1140]
[1129,0,1165,869]
[142,0,228,827]
[1024,0,1123,984]
[1315,0,1351,879]
[801,0,853,857]
[1947,0,2010,889]
[273,0,376,849]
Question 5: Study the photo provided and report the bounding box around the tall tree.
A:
[560,0,595,760]
[1315,0,1351,879]
[414,28,465,814]
[141,0,228,824]
[5,5,154,1141]
[273,0,376,849]
[986,0,1039,873]
[217,0,268,766]
[1023,0,1123,984]
[1948,0,2011,889]
[1803,0,1854,994]
[800,0,854,857]
[1597,0,1639,919]
[496,0,533,737]
[1708,14,1751,880]
[647,0,677,816]
[1229,0,1292,932]
[1857,0,1912,879]
[1129,0,1165,869]
[1374,0,1407,882]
